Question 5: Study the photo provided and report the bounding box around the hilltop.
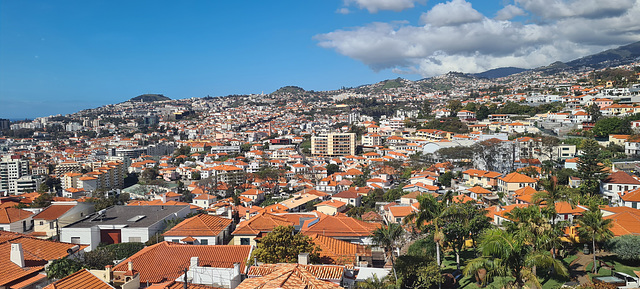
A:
[127,94,171,103]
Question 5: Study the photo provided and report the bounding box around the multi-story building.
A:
[0,157,30,194]
[311,132,356,157]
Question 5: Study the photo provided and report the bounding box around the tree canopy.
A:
[251,226,321,264]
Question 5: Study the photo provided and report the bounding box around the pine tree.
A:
[577,139,606,197]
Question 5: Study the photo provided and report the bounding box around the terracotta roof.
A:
[315,200,346,208]
[467,186,492,195]
[389,205,417,218]
[233,213,294,236]
[0,207,34,224]
[332,190,360,199]
[163,214,232,237]
[300,213,381,238]
[361,211,383,222]
[514,186,537,196]
[308,233,371,265]
[241,264,343,289]
[499,172,536,184]
[112,241,252,284]
[43,269,114,289]
[33,204,76,221]
[604,210,640,236]
[622,188,640,202]
[603,171,640,185]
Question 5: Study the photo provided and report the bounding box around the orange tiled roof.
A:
[467,186,492,195]
[242,263,343,289]
[43,269,113,289]
[146,281,222,289]
[604,210,640,236]
[163,214,232,237]
[603,171,640,185]
[0,207,34,224]
[233,213,294,236]
[113,241,252,284]
[300,213,381,238]
[33,204,76,221]
[308,233,371,265]
[499,172,536,183]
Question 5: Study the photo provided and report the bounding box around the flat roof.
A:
[64,205,188,228]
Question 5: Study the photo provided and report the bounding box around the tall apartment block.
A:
[311,132,356,157]
[0,157,30,194]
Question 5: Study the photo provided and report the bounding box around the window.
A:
[609,185,612,190]
[172,239,179,243]
[129,237,142,242]
[70,237,81,244]
[240,238,250,245]
[200,239,208,245]
[39,221,44,226]
[50,222,54,230]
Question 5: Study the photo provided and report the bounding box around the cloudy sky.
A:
[1,0,639,118]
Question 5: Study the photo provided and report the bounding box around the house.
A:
[314,200,347,216]
[619,187,640,209]
[602,207,640,236]
[0,230,86,289]
[402,182,439,193]
[192,194,217,209]
[331,190,362,207]
[163,214,233,245]
[60,205,190,251]
[386,204,418,224]
[240,189,266,204]
[300,213,381,245]
[600,170,640,203]
[552,202,586,224]
[32,201,95,239]
[497,172,537,194]
[0,207,34,233]
[462,169,502,188]
[279,193,321,212]
[231,212,294,246]
[113,241,252,287]
[466,185,495,201]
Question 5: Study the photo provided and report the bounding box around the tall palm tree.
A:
[464,228,568,289]
[533,176,574,258]
[372,223,404,281]
[404,194,445,267]
[576,204,614,273]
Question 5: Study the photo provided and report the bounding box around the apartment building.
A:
[0,156,30,194]
[311,132,356,157]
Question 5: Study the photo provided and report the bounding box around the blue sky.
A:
[1,0,639,119]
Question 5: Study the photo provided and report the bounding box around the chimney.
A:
[190,256,199,268]
[233,263,241,277]
[298,253,309,265]
[10,243,24,267]
[105,265,113,283]
[245,210,250,220]
[128,261,133,271]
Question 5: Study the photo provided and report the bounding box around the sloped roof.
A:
[308,233,371,265]
[603,171,640,185]
[233,213,294,236]
[622,188,640,202]
[112,241,251,284]
[146,281,223,289]
[499,172,536,184]
[163,214,233,237]
[43,269,114,289]
[33,204,76,221]
[300,213,381,238]
[242,263,343,289]
[604,210,640,236]
[0,207,34,224]
[467,186,492,195]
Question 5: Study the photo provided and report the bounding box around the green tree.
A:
[463,228,568,288]
[576,205,614,273]
[372,223,404,281]
[32,193,53,208]
[82,248,117,269]
[325,164,340,176]
[606,235,640,262]
[250,225,321,264]
[586,103,602,123]
[191,172,201,180]
[577,139,606,197]
[438,171,453,187]
[476,105,490,121]
[46,258,84,279]
[405,194,445,268]
[591,117,630,137]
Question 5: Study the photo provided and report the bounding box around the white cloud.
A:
[515,0,635,19]
[336,7,351,14]
[495,5,526,20]
[316,0,640,77]
[343,0,426,13]
[419,0,483,26]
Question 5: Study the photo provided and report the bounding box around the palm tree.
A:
[404,194,445,267]
[356,274,396,289]
[533,176,574,258]
[576,204,614,273]
[464,228,568,289]
[372,223,404,281]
